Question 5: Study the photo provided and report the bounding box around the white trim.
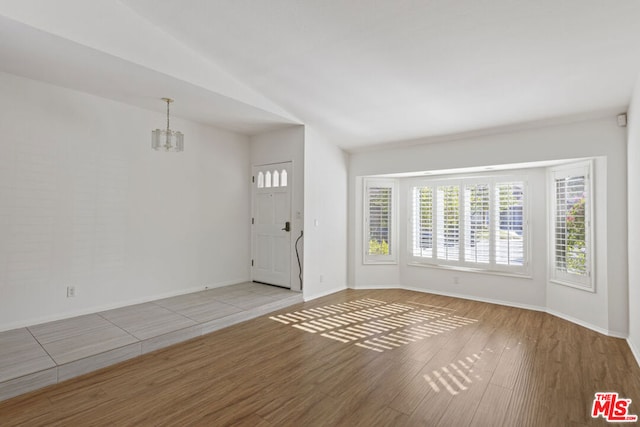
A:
[354,284,545,312]
[353,284,629,340]
[251,161,295,288]
[548,160,595,292]
[352,283,401,290]
[0,278,250,333]
[347,109,621,154]
[406,174,529,275]
[401,286,546,312]
[549,278,595,291]
[363,178,398,264]
[204,278,256,290]
[627,338,640,368]
[302,285,348,302]
[546,309,626,338]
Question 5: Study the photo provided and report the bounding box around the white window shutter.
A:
[550,161,592,291]
[412,186,434,258]
[409,175,529,275]
[464,184,490,264]
[436,185,460,261]
[494,182,525,267]
[364,179,397,264]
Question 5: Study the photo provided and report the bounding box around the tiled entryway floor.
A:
[0,282,302,401]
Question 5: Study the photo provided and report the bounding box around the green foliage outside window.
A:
[368,186,392,256]
[369,239,390,255]
[566,197,586,274]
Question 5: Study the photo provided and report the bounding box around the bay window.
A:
[409,176,528,275]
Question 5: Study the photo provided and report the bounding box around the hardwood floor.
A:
[0,289,638,426]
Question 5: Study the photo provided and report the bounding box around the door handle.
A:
[281,221,291,232]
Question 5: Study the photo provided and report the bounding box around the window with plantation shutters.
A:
[411,186,434,258]
[550,162,593,291]
[437,185,460,261]
[495,182,525,267]
[409,175,528,274]
[364,179,397,263]
[368,186,391,254]
[465,183,490,264]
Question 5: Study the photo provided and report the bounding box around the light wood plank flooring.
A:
[0,288,638,426]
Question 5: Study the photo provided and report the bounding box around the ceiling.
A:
[0,13,299,136]
[2,1,640,150]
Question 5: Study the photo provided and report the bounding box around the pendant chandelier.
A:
[152,98,184,152]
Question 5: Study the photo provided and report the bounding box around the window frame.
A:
[548,161,594,292]
[407,174,530,276]
[363,178,398,265]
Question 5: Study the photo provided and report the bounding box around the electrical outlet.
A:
[66,286,76,298]
[453,277,459,285]
[320,275,324,283]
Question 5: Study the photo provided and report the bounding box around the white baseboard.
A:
[545,309,626,338]
[403,286,547,312]
[353,284,631,340]
[352,283,401,290]
[0,277,250,333]
[627,338,640,368]
[303,285,347,302]
[409,288,629,339]
[204,278,253,290]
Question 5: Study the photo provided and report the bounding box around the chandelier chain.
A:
[166,99,170,132]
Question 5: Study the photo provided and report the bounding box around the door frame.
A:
[251,161,298,289]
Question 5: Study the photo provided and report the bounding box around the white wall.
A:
[0,71,251,331]
[250,126,305,291]
[628,76,640,364]
[303,128,349,300]
[349,117,628,335]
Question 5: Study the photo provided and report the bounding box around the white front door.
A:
[252,162,292,288]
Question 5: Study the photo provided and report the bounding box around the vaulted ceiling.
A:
[2,1,640,150]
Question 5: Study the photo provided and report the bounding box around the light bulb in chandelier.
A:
[152,98,184,152]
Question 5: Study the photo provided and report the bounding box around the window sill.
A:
[363,260,398,266]
[407,262,532,280]
[549,278,595,293]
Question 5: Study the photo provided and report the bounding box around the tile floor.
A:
[0,282,302,402]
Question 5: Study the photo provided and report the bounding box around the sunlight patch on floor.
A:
[423,350,490,395]
[270,298,477,353]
